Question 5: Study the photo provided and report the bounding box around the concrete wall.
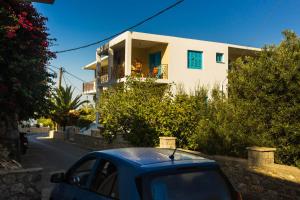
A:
[0,168,43,200]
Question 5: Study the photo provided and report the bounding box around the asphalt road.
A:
[21,133,90,199]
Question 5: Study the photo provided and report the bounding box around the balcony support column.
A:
[108,48,114,83]
[95,50,101,128]
[124,32,132,77]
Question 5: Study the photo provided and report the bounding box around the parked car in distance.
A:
[19,132,28,154]
[50,148,242,200]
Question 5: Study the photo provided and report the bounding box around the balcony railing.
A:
[82,80,96,94]
[100,74,109,84]
[131,64,168,79]
[154,64,168,79]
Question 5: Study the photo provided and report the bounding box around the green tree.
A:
[37,117,54,129]
[99,77,169,146]
[50,85,89,131]
[76,104,95,128]
[0,1,55,159]
[228,30,300,167]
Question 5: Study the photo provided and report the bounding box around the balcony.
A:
[131,64,168,79]
[82,80,96,95]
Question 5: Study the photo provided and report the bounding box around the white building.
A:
[82,31,259,96]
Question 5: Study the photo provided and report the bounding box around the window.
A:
[67,158,97,188]
[216,53,224,63]
[188,50,203,69]
[149,170,232,200]
[91,159,119,199]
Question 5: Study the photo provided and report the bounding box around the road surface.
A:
[21,133,90,199]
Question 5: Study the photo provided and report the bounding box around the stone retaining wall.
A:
[19,127,50,134]
[72,133,130,150]
[182,149,300,200]
[0,168,43,200]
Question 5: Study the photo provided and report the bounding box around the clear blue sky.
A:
[33,0,300,97]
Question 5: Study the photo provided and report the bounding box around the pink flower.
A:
[6,30,16,38]
[41,41,49,47]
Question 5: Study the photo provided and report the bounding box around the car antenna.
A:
[169,147,177,161]
[169,138,182,161]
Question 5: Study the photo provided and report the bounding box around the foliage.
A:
[37,117,54,129]
[227,30,300,166]
[76,104,95,128]
[99,78,168,146]
[49,85,89,130]
[0,0,55,121]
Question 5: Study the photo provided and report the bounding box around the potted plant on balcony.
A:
[152,67,159,77]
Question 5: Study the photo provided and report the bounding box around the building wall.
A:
[168,38,228,94]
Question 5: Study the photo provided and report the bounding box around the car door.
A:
[59,155,99,200]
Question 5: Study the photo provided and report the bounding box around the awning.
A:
[82,56,108,70]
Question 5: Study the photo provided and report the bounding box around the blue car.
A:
[50,148,242,200]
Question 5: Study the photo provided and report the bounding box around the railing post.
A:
[247,146,276,167]
[159,137,176,149]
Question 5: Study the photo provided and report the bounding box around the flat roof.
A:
[99,147,211,166]
[82,56,108,70]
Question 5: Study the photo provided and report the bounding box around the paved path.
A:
[21,133,90,199]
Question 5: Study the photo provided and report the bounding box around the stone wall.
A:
[0,168,43,200]
[19,127,50,134]
[72,133,130,150]
[182,149,300,200]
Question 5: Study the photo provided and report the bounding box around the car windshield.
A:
[148,170,233,200]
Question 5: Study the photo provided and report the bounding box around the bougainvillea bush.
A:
[0,0,55,121]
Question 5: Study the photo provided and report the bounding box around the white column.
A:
[124,32,132,76]
[108,48,114,82]
[95,50,101,127]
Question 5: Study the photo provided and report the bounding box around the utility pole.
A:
[58,67,63,88]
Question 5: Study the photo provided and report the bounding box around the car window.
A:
[91,159,119,199]
[148,170,232,200]
[67,158,97,189]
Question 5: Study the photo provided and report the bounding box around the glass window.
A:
[149,170,232,200]
[216,53,224,63]
[67,158,97,188]
[91,159,119,199]
[188,50,203,69]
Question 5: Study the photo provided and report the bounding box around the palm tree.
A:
[50,85,89,131]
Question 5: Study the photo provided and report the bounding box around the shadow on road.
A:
[21,133,90,199]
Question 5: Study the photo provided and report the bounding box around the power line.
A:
[62,73,67,87]
[54,0,184,54]
[64,74,82,93]
[48,65,87,82]
[63,70,87,83]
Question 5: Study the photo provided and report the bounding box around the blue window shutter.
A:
[188,50,202,69]
[216,53,223,63]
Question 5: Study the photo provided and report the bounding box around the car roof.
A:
[95,147,215,168]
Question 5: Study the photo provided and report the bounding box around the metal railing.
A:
[100,74,109,83]
[82,80,96,94]
[155,64,168,79]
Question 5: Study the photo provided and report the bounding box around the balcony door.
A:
[149,51,161,73]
